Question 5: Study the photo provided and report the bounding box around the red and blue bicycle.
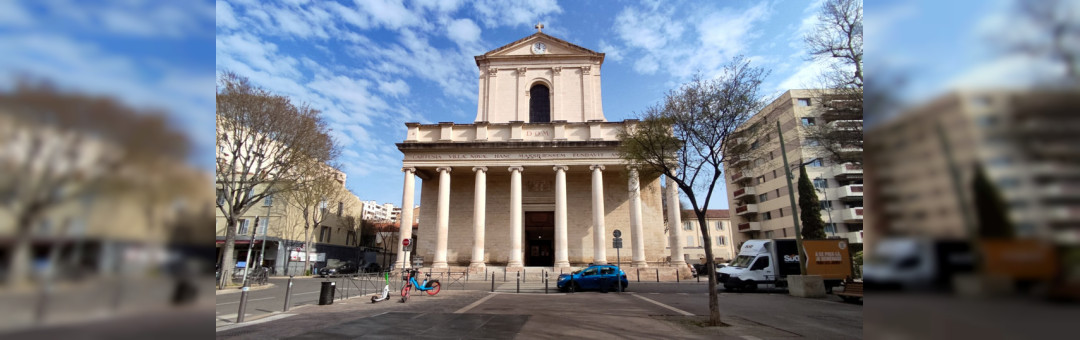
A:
[400,268,441,302]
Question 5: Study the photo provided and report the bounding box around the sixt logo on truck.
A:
[783,255,800,263]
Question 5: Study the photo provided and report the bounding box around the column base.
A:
[554,261,570,268]
[468,262,486,273]
[432,262,448,269]
[670,261,686,267]
[632,261,648,267]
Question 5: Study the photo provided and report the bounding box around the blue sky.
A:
[1,0,1045,213]
[215,0,848,210]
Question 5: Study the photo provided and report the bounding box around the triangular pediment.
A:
[476,33,604,64]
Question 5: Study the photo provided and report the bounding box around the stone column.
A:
[553,165,570,268]
[628,166,647,267]
[508,166,525,268]
[590,165,607,264]
[666,176,686,266]
[395,167,416,270]
[470,167,488,270]
[433,167,452,269]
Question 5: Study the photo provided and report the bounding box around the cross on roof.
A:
[535,22,544,33]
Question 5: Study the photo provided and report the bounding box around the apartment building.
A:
[360,200,397,222]
[726,90,864,247]
[866,90,1079,243]
[669,210,737,264]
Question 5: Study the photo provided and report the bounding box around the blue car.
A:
[557,265,629,292]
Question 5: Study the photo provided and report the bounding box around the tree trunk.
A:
[696,212,722,326]
[8,206,43,286]
[303,227,311,275]
[219,216,238,288]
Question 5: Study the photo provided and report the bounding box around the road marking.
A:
[741,336,763,340]
[630,293,695,316]
[216,313,296,332]
[454,293,498,314]
[295,291,321,295]
[216,297,275,306]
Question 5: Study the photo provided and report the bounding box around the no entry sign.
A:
[403,239,411,247]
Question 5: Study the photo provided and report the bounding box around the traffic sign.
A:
[613,229,622,238]
[403,239,411,247]
[613,237,623,249]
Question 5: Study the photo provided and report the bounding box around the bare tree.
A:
[0,80,189,286]
[279,170,352,276]
[216,71,338,286]
[996,0,1080,85]
[802,0,864,166]
[618,56,769,326]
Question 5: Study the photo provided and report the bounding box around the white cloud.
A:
[447,18,482,45]
[356,0,422,30]
[0,1,34,27]
[378,79,410,97]
[598,40,623,62]
[217,1,240,29]
[471,0,562,28]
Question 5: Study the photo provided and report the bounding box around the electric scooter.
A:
[371,271,391,303]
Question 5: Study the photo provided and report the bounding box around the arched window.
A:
[529,84,550,123]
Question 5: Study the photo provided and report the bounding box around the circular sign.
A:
[403,239,411,247]
[613,229,622,238]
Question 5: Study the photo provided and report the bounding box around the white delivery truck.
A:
[718,239,853,292]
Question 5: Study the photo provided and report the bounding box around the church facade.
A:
[394,30,687,270]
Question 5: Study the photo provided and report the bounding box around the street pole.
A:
[778,121,807,275]
[240,218,258,286]
[817,176,835,238]
[258,201,270,272]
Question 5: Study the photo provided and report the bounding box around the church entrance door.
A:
[524,211,554,266]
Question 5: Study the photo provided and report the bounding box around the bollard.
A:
[656,268,660,282]
[236,284,250,323]
[503,269,506,282]
[545,278,549,294]
[283,276,293,311]
[491,273,495,292]
[697,271,700,282]
[523,268,526,283]
[516,272,520,293]
[636,268,640,283]
[485,268,488,281]
[677,269,680,283]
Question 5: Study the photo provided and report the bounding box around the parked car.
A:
[557,265,628,292]
[360,262,382,273]
[318,262,360,277]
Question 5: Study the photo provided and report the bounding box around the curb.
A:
[215,283,275,295]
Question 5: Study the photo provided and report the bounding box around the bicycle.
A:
[400,268,441,303]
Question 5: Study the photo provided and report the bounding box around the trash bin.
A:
[319,281,336,305]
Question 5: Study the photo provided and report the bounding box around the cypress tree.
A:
[798,164,827,239]
[973,164,1014,239]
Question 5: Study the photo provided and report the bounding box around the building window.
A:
[821,201,833,209]
[751,140,761,149]
[338,202,344,216]
[238,219,250,235]
[756,175,766,185]
[320,226,331,242]
[256,218,267,235]
[684,221,693,230]
[807,158,824,167]
[264,195,273,206]
[762,212,772,220]
[217,189,226,206]
[716,221,723,231]
[813,178,828,188]
[765,230,775,238]
[319,199,328,211]
[800,117,816,126]
[717,236,726,246]
[687,236,694,247]
[825,223,837,234]
[758,193,768,202]
[797,98,811,106]
[779,208,785,217]
[529,84,551,123]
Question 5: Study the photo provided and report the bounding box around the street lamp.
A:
[815,175,836,238]
[257,195,271,274]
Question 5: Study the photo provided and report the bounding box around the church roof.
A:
[475,32,604,66]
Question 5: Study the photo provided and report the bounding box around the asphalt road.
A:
[216,275,399,324]
[218,280,863,339]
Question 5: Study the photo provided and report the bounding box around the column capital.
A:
[626,165,640,171]
[589,164,606,171]
[508,166,524,172]
[472,166,488,173]
[552,165,569,172]
[436,166,452,173]
[402,167,417,173]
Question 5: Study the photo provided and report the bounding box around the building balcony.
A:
[837,184,864,201]
[835,231,863,243]
[738,222,761,232]
[733,187,757,200]
[841,207,864,222]
[832,163,863,181]
[735,204,759,216]
[730,156,750,167]
[731,170,753,183]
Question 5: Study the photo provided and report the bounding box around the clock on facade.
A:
[531,42,547,54]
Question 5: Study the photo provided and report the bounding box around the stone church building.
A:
[394,28,688,271]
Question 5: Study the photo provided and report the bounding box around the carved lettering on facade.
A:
[525,130,551,137]
[403,151,620,161]
[527,180,552,192]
